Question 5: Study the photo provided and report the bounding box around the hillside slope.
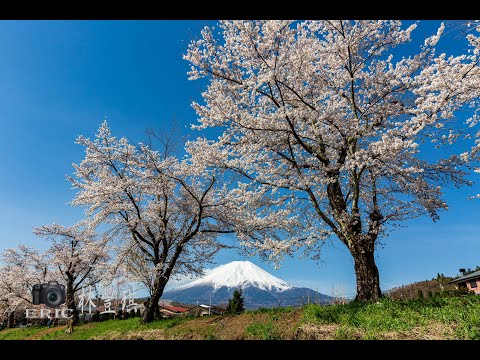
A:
[386,276,457,300]
[2,296,479,340]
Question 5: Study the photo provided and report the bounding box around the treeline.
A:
[386,272,475,300]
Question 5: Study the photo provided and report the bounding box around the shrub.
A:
[91,311,100,322]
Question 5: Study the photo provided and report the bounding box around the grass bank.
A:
[302,295,480,339]
[1,295,478,340]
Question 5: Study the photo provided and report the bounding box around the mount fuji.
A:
[163,261,332,308]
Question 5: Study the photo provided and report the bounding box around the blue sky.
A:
[0,20,478,298]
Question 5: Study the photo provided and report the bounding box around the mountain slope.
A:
[163,261,331,308]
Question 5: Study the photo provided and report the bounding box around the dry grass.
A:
[91,309,303,340]
[294,324,340,340]
[2,296,478,340]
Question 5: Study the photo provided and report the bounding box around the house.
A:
[448,269,480,295]
[187,304,225,317]
[159,304,189,317]
[126,303,145,314]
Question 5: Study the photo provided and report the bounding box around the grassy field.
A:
[1,295,479,340]
[302,295,480,339]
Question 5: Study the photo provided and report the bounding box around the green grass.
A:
[0,316,193,340]
[38,317,191,340]
[303,295,480,339]
[0,325,48,340]
[244,307,294,339]
[1,296,479,340]
[245,320,280,340]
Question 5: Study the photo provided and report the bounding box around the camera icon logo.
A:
[32,281,66,308]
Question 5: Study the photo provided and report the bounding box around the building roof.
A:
[448,270,480,284]
[160,304,189,313]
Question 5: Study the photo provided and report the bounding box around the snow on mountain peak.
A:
[175,261,293,292]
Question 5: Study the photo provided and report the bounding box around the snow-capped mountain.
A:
[163,261,331,308]
[175,261,293,292]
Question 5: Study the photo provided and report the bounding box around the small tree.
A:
[0,246,53,327]
[70,122,256,323]
[226,289,245,315]
[33,223,110,325]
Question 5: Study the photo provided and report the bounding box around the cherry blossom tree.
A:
[458,20,480,198]
[184,20,480,301]
[33,223,110,324]
[0,246,51,327]
[69,122,255,323]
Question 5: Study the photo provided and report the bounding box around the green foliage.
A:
[0,325,45,340]
[161,317,185,329]
[303,295,480,339]
[417,289,424,299]
[334,326,359,340]
[246,320,280,340]
[2,296,479,340]
[40,316,191,340]
[226,289,245,315]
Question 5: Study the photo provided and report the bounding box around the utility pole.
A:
[209,294,212,316]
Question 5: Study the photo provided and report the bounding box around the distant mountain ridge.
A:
[163,261,331,308]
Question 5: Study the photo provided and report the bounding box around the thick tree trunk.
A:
[66,281,79,325]
[142,245,184,323]
[7,311,15,328]
[351,247,381,301]
[142,279,166,323]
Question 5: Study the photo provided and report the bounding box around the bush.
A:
[91,311,100,322]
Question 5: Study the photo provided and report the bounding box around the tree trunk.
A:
[154,306,161,320]
[142,245,185,323]
[351,246,381,301]
[142,279,166,323]
[7,311,15,328]
[66,281,79,325]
